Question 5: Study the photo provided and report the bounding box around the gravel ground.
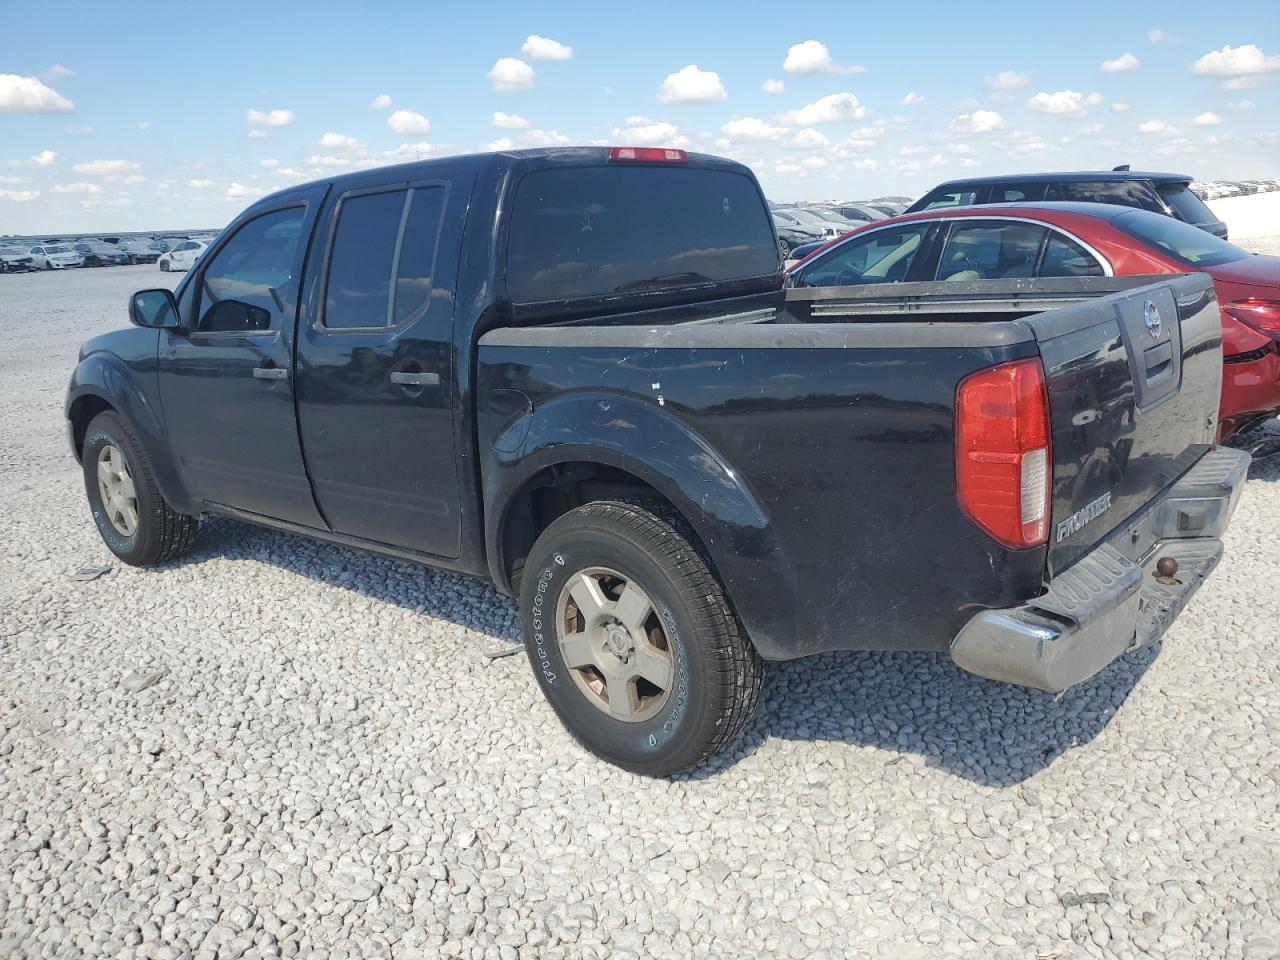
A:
[1,264,1278,960]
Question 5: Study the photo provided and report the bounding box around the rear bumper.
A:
[950,446,1251,692]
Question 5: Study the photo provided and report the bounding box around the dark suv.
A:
[905,170,1228,239]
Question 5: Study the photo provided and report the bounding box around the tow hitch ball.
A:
[1154,556,1181,586]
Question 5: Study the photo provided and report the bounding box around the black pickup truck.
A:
[67,147,1250,774]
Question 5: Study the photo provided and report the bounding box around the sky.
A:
[2,0,1278,234]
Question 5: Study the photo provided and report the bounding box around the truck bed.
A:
[476,274,1222,661]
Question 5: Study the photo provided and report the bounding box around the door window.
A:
[1057,181,1163,211]
[936,221,1047,280]
[394,186,446,326]
[196,206,305,333]
[992,183,1049,203]
[1039,233,1105,277]
[793,223,931,287]
[920,188,979,211]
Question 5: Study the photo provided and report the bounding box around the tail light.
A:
[608,147,688,163]
[955,358,1052,548]
[1223,298,1280,341]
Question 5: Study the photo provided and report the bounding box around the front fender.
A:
[484,390,798,658]
[66,350,195,514]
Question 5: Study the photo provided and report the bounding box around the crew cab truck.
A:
[67,147,1251,775]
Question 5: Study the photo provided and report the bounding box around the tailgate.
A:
[1022,273,1223,576]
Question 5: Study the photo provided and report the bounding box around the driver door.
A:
[157,189,328,527]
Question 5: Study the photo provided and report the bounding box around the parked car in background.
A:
[73,242,131,267]
[24,244,83,270]
[788,201,1280,440]
[905,170,1228,239]
[159,240,208,272]
[826,202,890,224]
[150,237,188,253]
[774,220,824,258]
[773,207,842,239]
[117,239,161,265]
[0,246,35,272]
[801,206,864,231]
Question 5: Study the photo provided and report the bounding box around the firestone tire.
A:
[520,500,762,776]
[82,411,198,566]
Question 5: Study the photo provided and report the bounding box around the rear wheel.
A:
[82,411,197,566]
[159,259,170,272]
[520,500,762,775]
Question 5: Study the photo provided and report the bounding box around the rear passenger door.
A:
[294,168,472,558]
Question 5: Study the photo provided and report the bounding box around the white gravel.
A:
[2,264,1279,960]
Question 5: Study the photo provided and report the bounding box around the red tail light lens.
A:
[608,146,688,163]
[955,358,1052,548]
[1223,298,1280,340]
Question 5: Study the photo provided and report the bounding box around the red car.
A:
[787,202,1280,439]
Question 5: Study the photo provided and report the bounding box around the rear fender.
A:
[485,390,798,658]
[66,353,195,513]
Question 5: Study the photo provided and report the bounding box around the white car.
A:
[158,240,208,272]
[25,244,84,269]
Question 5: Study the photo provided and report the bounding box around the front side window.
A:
[936,221,1046,280]
[921,188,979,211]
[794,223,931,287]
[197,206,305,333]
[1039,233,1105,277]
[507,165,778,303]
[1113,209,1249,268]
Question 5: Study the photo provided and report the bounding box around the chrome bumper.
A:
[950,447,1251,692]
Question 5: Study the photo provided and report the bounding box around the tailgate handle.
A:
[1143,341,1174,382]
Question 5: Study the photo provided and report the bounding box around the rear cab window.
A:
[505,164,778,305]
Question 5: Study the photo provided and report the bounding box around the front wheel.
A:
[520,500,762,776]
[82,411,198,566]
[159,260,170,272]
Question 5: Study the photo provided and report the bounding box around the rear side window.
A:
[992,183,1049,203]
[1039,234,1104,277]
[920,188,979,211]
[506,165,778,303]
[322,186,447,330]
[1057,181,1162,211]
[1155,182,1216,225]
[936,221,1046,280]
[197,206,305,333]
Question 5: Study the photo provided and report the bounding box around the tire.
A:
[82,411,198,566]
[520,500,762,775]
[778,239,791,259]
[159,260,170,272]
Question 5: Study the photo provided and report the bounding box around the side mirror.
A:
[129,288,180,329]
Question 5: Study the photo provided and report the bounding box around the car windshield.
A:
[805,209,851,224]
[1113,209,1249,268]
[47,246,71,254]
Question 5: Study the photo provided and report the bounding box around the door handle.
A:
[389,371,439,387]
[253,366,288,381]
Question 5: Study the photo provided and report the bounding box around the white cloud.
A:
[51,181,101,194]
[274,168,308,180]
[1154,137,1193,157]
[762,78,785,95]
[72,159,140,176]
[0,74,74,113]
[1191,111,1223,126]
[369,94,392,110]
[852,158,877,172]
[137,120,151,130]
[0,175,29,184]
[986,70,1031,91]
[380,142,437,163]
[246,108,294,127]
[948,109,1005,134]
[1100,52,1140,74]
[782,40,864,76]
[1191,44,1280,86]
[0,188,39,203]
[892,159,922,173]
[189,179,217,189]
[319,131,362,150]
[1227,99,1256,111]
[226,182,267,201]
[1028,90,1103,117]
[44,64,74,79]
[260,158,279,168]
[786,128,830,150]
[248,129,269,140]
[1080,123,1105,135]
[614,116,685,146]
[1148,28,1177,44]
[898,91,926,107]
[492,111,531,129]
[30,149,58,167]
[657,64,726,103]
[801,155,827,171]
[488,137,514,152]
[521,35,573,61]
[1111,101,1131,112]
[516,128,572,147]
[489,57,536,91]
[387,109,431,136]
[779,92,867,125]
[120,174,146,185]
[307,155,354,167]
[721,117,785,142]
[1138,119,1172,133]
